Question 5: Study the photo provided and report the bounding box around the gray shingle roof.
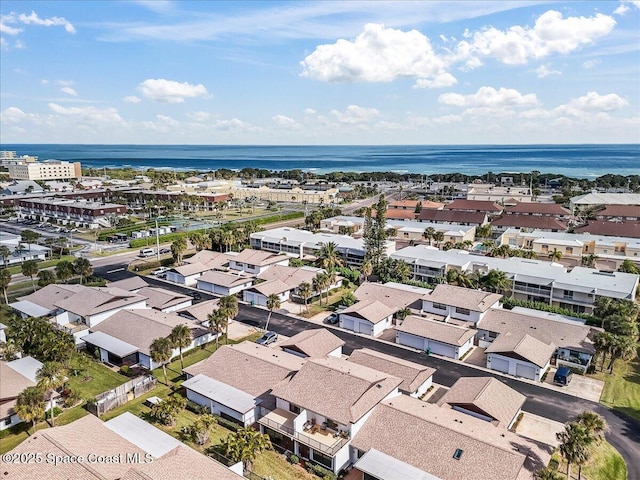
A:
[198,270,254,288]
[341,299,396,324]
[279,328,345,358]
[396,315,476,346]
[137,286,191,310]
[354,282,426,310]
[425,285,502,312]
[108,276,149,291]
[485,332,556,368]
[53,287,146,317]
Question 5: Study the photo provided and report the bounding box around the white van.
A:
[139,248,156,258]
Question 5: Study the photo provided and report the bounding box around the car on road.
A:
[256,331,278,345]
[151,267,169,276]
[159,248,171,254]
[324,313,339,325]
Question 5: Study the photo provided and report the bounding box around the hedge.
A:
[306,462,336,480]
[501,297,599,325]
[98,220,171,241]
[129,232,185,248]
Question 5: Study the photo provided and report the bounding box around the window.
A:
[453,449,464,460]
[455,307,471,316]
[433,303,447,310]
[311,449,332,469]
[289,404,300,415]
[566,247,573,254]
[326,418,338,430]
[488,331,498,339]
[563,290,573,299]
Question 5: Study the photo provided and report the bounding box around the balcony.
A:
[512,284,552,297]
[550,294,594,306]
[258,407,349,456]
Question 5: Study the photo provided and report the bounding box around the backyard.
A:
[550,440,627,480]
[591,357,640,422]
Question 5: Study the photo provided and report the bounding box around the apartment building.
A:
[251,227,395,267]
[9,159,82,181]
[17,198,127,228]
[498,228,640,270]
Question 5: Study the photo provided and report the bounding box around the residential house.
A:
[227,248,290,275]
[445,199,503,215]
[260,357,403,474]
[10,284,84,319]
[395,315,476,359]
[108,276,149,292]
[0,357,43,430]
[350,395,547,480]
[339,300,396,337]
[491,215,568,234]
[437,377,526,429]
[348,348,435,398]
[177,298,221,323]
[183,342,304,426]
[250,227,395,267]
[279,329,345,358]
[594,205,640,221]
[570,192,640,214]
[196,271,254,296]
[136,286,193,313]
[18,198,127,229]
[2,413,243,480]
[186,250,232,270]
[166,262,212,286]
[417,209,488,227]
[388,199,444,211]
[575,221,640,240]
[0,232,51,265]
[83,309,212,369]
[421,284,502,325]
[477,308,596,377]
[1,180,44,195]
[504,202,571,218]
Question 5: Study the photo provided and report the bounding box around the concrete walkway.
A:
[516,412,564,447]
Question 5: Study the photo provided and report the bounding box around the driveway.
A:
[463,346,487,367]
[544,367,604,403]
[516,412,564,447]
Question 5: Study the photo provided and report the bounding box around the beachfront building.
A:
[570,192,640,214]
[0,151,38,167]
[250,227,395,267]
[390,245,639,314]
[16,198,127,228]
[498,228,640,270]
[8,159,82,181]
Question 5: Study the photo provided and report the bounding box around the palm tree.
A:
[37,269,55,287]
[549,248,563,263]
[618,259,639,274]
[573,411,607,480]
[423,227,436,246]
[581,254,599,269]
[220,230,234,253]
[150,337,173,385]
[360,260,373,284]
[14,386,45,434]
[395,307,411,324]
[317,242,343,271]
[169,324,192,371]
[222,426,272,474]
[55,260,74,283]
[219,295,238,345]
[36,361,66,426]
[0,268,11,304]
[313,272,329,306]
[534,468,564,480]
[207,309,227,348]
[21,260,39,292]
[607,334,637,374]
[433,230,445,247]
[476,223,492,241]
[480,269,511,295]
[171,237,188,265]
[21,229,40,255]
[556,421,593,480]
[0,245,11,268]
[264,294,281,332]
[593,331,613,371]
[298,282,312,314]
[72,257,93,285]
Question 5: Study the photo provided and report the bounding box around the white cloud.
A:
[213,118,254,131]
[432,114,462,125]
[1,10,76,34]
[138,78,208,103]
[272,115,300,128]
[301,23,448,84]
[614,4,629,15]
[438,86,538,108]
[48,103,123,123]
[123,95,142,104]
[582,59,601,69]
[454,10,616,67]
[0,21,22,35]
[413,72,457,89]
[187,111,211,122]
[60,87,77,96]
[57,80,74,87]
[331,104,381,124]
[303,108,316,115]
[1,107,27,123]
[565,91,629,112]
[40,79,49,85]
[535,64,561,78]
[142,114,180,134]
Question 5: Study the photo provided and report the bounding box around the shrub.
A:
[288,454,299,465]
[307,462,336,480]
[119,365,131,376]
[186,400,209,415]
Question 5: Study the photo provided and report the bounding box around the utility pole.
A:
[155,218,161,263]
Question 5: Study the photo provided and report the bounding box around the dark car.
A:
[324,313,339,325]
[256,331,278,345]
[159,248,171,254]
[188,291,202,300]
[553,366,573,386]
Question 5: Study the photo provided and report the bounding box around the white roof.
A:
[252,227,366,251]
[571,192,640,206]
[7,356,43,383]
[9,300,53,317]
[322,216,474,235]
[105,412,183,458]
[82,331,138,358]
[354,448,441,480]
[182,374,262,414]
[501,228,640,249]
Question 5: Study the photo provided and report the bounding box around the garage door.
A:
[490,355,510,374]
[515,363,536,380]
[356,321,372,336]
[397,332,425,350]
[427,341,456,358]
[341,317,355,331]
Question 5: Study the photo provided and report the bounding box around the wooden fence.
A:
[87,375,157,417]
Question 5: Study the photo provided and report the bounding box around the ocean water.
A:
[1,144,638,178]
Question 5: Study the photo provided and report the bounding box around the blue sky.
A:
[1,1,639,144]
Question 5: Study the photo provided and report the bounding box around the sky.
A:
[0,0,639,145]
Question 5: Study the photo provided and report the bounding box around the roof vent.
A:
[376,384,382,389]
[453,449,464,460]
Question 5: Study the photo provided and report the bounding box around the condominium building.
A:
[0,151,37,167]
[8,159,82,181]
[17,198,127,229]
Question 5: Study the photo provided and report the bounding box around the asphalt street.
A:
[96,263,640,479]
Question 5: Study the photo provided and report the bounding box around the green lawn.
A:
[551,440,627,480]
[300,286,354,318]
[252,450,318,480]
[66,359,129,401]
[591,357,640,421]
[6,255,76,275]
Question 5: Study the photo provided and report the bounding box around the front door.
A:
[298,443,310,460]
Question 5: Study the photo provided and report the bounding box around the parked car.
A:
[151,267,169,276]
[256,331,278,345]
[553,366,573,386]
[324,313,339,325]
[188,291,202,300]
